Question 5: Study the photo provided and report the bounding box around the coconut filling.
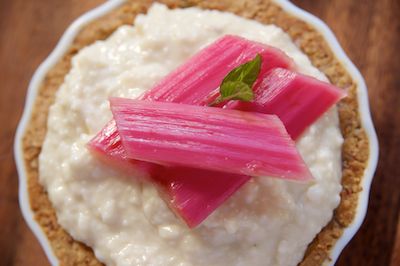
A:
[39,4,343,266]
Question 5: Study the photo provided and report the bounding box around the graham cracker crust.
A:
[21,0,369,265]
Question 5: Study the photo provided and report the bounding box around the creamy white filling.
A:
[39,4,343,266]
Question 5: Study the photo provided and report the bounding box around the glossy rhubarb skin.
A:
[111,98,313,181]
[224,68,347,139]
[140,35,295,105]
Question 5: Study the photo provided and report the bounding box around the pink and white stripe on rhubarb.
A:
[110,98,313,181]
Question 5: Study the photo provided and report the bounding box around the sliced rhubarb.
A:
[111,98,313,181]
[88,35,295,227]
[224,68,347,139]
[140,35,294,105]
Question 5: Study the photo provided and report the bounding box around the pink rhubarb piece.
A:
[111,98,313,181]
[140,35,294,105]
[224,68,347,139]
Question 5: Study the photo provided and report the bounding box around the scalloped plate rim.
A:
[14,0,379,265]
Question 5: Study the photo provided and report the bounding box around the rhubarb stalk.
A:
[111,98,313,181]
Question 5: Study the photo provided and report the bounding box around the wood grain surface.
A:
[0,0,398,265]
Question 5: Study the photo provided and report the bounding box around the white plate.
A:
[14,0,379,265]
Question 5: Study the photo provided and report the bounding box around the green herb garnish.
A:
[209,54,262,106]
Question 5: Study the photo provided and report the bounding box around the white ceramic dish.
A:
[14,0,379,265]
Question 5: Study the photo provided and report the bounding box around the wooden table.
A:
[0,0,398,265]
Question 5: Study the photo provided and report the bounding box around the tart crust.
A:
[22,0,369,265]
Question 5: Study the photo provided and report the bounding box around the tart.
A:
[19,0,374,265]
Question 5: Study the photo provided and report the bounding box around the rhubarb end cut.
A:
[224,68,347,140]
[87,120,154,179]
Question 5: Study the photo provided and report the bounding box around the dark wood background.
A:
[0,0,398,265]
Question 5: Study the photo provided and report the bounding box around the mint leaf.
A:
[210,54,261,106]
[220,81,254,102]
[222,54,262,87]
